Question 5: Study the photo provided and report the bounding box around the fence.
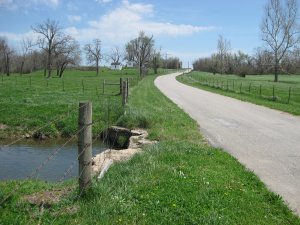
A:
[0,74,138,97]
[0,77,132,223]
[184,75,300,105]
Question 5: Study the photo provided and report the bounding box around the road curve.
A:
[155,72,300,215]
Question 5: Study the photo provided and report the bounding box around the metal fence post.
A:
[78,102,92,194]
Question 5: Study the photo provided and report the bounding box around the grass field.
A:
[178,71,300,115]
[0,68,168,140]
[1,73,299,224]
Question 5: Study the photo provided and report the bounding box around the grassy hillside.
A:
[0,68,165,139]
[1,73,299,224]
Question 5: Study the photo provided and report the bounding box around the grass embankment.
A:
[178,71,300,115]
[1,74,299,224]
[0,68,151,139]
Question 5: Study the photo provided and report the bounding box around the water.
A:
[0,140,106,182]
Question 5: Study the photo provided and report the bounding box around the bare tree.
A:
[32,19,65,78]
[84,39,102,76]
[217,35,231,74]
[0,37,14,76]
[108,47,122,64]
[261,0,300,82]
[54,36,81,77]
[125,31,155,77]
[19,37,33,75]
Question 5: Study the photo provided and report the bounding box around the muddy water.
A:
[0,140,105,182]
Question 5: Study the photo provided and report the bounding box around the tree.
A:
[0,37,14,76]
[125,31,155,77]
[32,19,65,78]
[54,36,81,77]
[151,50,161,74]
[84,39,102,76]
[107,47,122,64]
[217,35,231,74]
[19,37,33,75]
[261,0,300,82]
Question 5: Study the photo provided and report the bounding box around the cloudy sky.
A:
[0,0,267,66]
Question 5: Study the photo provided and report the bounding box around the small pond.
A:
[0,140,106,182]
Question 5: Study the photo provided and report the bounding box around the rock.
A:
[101,126,132,149]
[33,132,47,140]
[0,124,8,130]
[93,127,158,179]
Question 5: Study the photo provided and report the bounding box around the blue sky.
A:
[0,0,269,67]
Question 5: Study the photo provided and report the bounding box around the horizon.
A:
[0,0,273,67]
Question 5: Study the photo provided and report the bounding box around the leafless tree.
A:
[19,37,33,75]
[261,0,300,82]
[54,36,81,77]
[217,35,231,74]
[0,37,14,76]
[107,47,122,64]
[32,19,66,78]
[84,39,102,76]
[125,31,155,77]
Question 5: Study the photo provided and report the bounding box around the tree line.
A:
[193,0,300,82]
[0,20,182,78]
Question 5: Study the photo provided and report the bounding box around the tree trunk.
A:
[274,58,279,82]
[139,64,142,78]
[96,60,99,76]
[20,61,25,75]
[47,51,51,78]
[59,63,67,77]
[5,54,10,76]
[44,68,47,77]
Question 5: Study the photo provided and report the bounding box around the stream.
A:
[0,140,106,182]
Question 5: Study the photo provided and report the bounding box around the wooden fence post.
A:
[126,78,129,99]
[82,80,85,93]
[119,78,123,95]
[78,102,92,194]
[103,79,105,94]
[122,80,127,107]
[288,87,291,104]
[259,85,262,97]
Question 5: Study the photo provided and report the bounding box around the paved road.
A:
[155,72,300,215]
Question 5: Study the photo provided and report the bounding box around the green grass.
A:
[178,71,300,115]
[1,74,299,224]
[0,67,169,140]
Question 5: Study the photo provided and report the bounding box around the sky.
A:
[0,0,271,67]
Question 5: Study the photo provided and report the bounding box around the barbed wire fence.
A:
[0,78,131,224]
[183,74,300,105]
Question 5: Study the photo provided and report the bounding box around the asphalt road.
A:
[155,72,300,215]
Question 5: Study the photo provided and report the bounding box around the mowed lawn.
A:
[0,68,145,140]
[178,71,300,115]
[1,74,299,224]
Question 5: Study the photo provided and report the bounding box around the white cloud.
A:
[0,0,60,10]
[68,15,82,23]
[65,0,214,44]
[96,0,112,3]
